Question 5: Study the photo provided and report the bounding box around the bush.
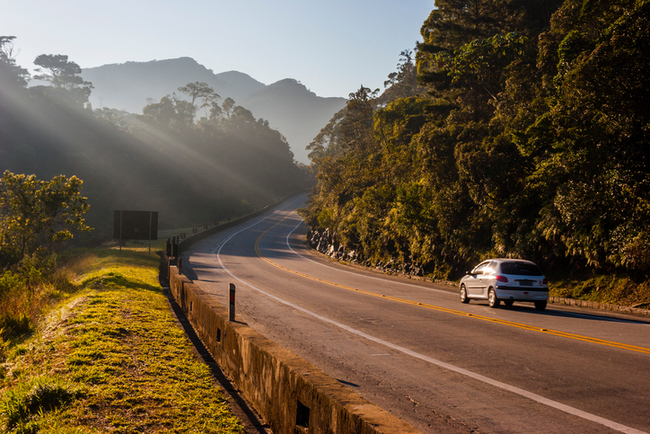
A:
[0,271,25,298]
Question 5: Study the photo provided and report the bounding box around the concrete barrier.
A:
[168,266,421,434]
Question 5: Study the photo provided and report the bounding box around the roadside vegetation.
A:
[0,170,244,432]
[301,0,650,308]
[0,247,244,433]
[550,275,650,310]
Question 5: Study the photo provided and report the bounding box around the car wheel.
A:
[534,300,547,311]
[504,300,514,307]
[460,285,470,303]
[488,288,500,308]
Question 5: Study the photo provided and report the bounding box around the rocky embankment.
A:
[307,229,426,279]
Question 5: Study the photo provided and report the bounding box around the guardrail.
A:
[165,266,421,434]
[160,198,420,434]
[159,197,422,433]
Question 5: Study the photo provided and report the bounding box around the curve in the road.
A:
[256,210,650,356]
[216,203,648,434]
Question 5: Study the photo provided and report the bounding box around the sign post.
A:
[113,211,159,254]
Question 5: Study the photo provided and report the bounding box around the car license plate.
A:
[519,280,534,286]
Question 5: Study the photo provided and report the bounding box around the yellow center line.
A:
[253,212,650,356]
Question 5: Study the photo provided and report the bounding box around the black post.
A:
[119,210,123,252]
[229,283,236,321]
[148,211,152,255]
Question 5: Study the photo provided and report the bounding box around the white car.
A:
[459,259,549,310]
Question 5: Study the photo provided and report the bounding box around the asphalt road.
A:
[184,195,650,434]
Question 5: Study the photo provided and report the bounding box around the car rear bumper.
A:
[495,287,549,301]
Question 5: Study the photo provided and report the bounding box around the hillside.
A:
[82,57,264,113]
[300,0,650,291]
[0,81,306,240]
[241,79,347,163]
[82,58,347,163]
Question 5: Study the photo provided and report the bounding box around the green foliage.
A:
[435,32,528,105]
[0,271,25,296]
[0,171,90,265]
[521,0,650,271]
[303,0,650,288]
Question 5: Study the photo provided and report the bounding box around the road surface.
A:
[183,195,650,434]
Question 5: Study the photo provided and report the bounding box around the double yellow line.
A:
[254,213,650,356]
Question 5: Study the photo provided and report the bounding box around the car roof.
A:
[480,258,537,265]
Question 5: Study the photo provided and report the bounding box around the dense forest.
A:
[301,0,650,283]
[0,38,308,247]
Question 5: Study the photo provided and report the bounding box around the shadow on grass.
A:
[82,272,161,293]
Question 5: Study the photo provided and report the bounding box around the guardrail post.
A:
[229,283,236,321]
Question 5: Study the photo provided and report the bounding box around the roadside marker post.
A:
[229,283,236,321]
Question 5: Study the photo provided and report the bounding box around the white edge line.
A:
[214,203,647,434]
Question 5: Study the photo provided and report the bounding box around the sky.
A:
[2,0,434,98]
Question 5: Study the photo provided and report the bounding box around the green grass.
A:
[0,248,244,433]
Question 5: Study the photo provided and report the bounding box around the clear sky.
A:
[2,0,434,98]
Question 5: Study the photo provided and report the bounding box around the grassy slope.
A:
[550,274,650,310]
[0,248,244,433]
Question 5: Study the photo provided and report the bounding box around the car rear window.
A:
[500,262,543,276]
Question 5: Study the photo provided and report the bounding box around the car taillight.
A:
[542,277,548,285]
[496,275,508,283]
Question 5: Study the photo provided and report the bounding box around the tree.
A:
[418,0,524,82]
[141,83,227,130]
[380,50,424,103]
[33,54,93,104]
[416,0,556,93]
[178,82,220,109]
[0,172,90,265]
[301,2,569,278]
[140,93,195,131]
[0,36,29,88]
[526,0,650,271]
[222,97,236,118]
[339,86,379,153]
[435,32,529,120]
[306,108,346,165]
[178,81,222,125]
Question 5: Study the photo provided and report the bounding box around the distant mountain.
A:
[241,79,346,163]
[82,57,264,113]
[81,58,346,163]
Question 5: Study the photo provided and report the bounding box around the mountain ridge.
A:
[81,57,347,163]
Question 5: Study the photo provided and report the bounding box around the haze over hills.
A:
[82,58,265,112]
[82,57,347,163]
[240,79,347,163]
